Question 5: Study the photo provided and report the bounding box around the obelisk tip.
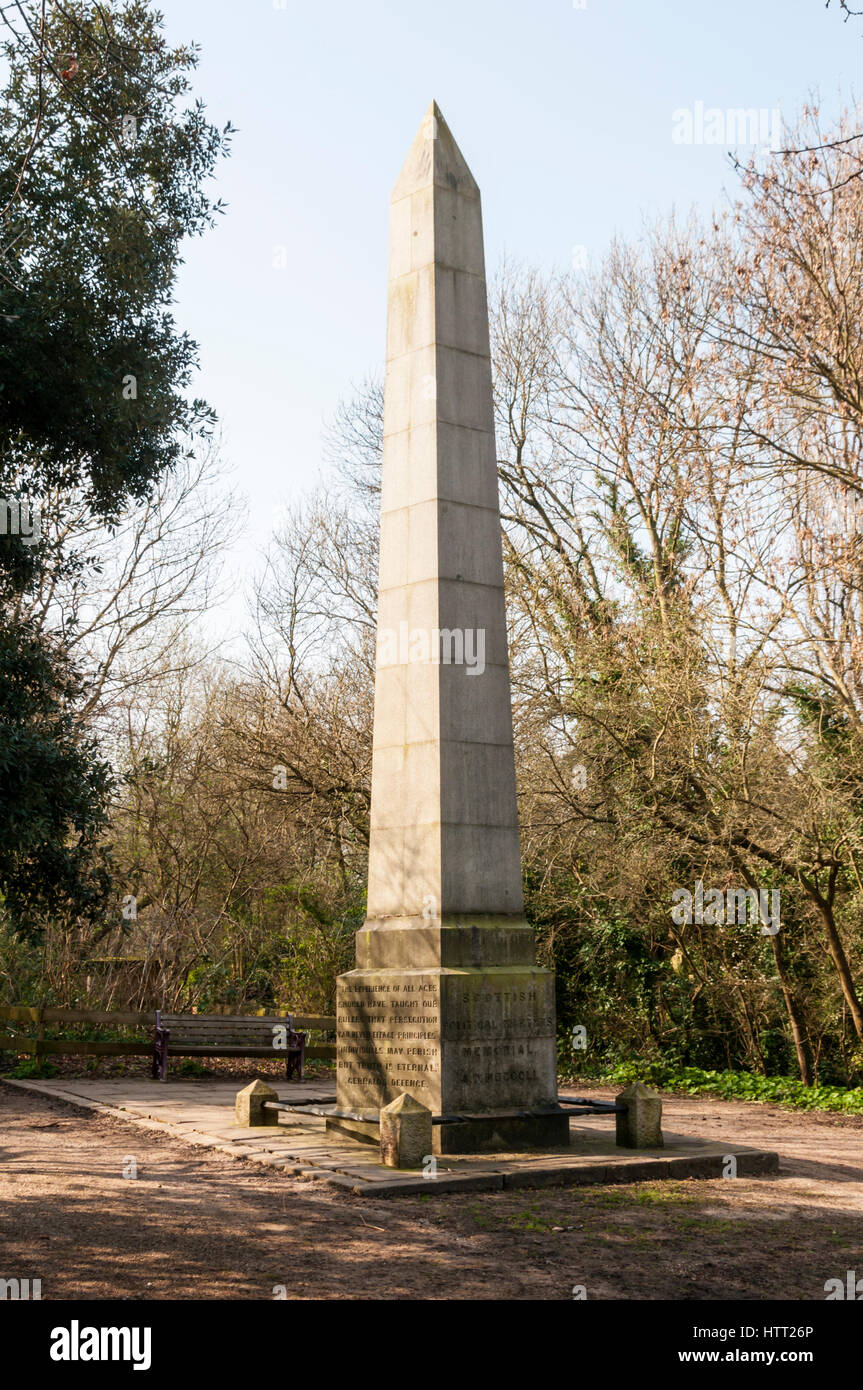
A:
[391,102,480,202]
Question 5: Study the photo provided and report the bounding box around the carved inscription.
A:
[442,981,556,1105]
[336,972,557,1112]
[337,978,441,1104]
[443,985,554,1038]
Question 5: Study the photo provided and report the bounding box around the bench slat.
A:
[163,1045,335,1060]
[158,1013,334,1031]
[160,1020,282,1029]
[160,1027,284,1035]
[208,1011,336,1029]
[161,1028,287,1039]
[164,1045,301,1057]
[158,1018,314,1047]
[160,1016,290,1028]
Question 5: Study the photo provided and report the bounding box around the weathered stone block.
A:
[735,1150,780,1176]
[235,1079,279,1127]
[615,1082,664,1148]
[335,962,559,1119]
[379,1092,433,1168]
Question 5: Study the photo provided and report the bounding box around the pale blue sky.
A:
[160,0,859,634]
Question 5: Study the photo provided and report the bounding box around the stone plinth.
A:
[330,957,568,1153]
[235,1079,278,1127]
[616,1082,664,1148]
[379,1092,433,1168]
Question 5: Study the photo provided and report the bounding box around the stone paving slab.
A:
[3,1077,780,1197]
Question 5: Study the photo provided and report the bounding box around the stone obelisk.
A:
[330,102,567,1154]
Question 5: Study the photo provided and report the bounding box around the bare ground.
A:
[1,1080,861,1300]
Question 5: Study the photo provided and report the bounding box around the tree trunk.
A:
[769,930,813,1085]
[812,897,863,1042]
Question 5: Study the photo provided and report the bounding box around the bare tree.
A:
[15,440,242,727]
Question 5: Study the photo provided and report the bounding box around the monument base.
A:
[326,1109,571,1154]
[335,919,564,1155]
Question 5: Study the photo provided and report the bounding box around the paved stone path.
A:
[4,1077,778,1196]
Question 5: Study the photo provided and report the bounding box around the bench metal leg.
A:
[285,1031,306,1082]
[153,1022,170,1081]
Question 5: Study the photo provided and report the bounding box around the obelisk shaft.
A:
[367,102,523,925]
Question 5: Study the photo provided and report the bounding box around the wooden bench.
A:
[153,1011,307,1082]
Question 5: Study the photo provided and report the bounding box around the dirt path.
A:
[1,1082,861,1300]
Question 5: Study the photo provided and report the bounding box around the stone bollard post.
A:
[236,1079,279,1127]
[616,1081,664,1148]
[379,1092,433,1169]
